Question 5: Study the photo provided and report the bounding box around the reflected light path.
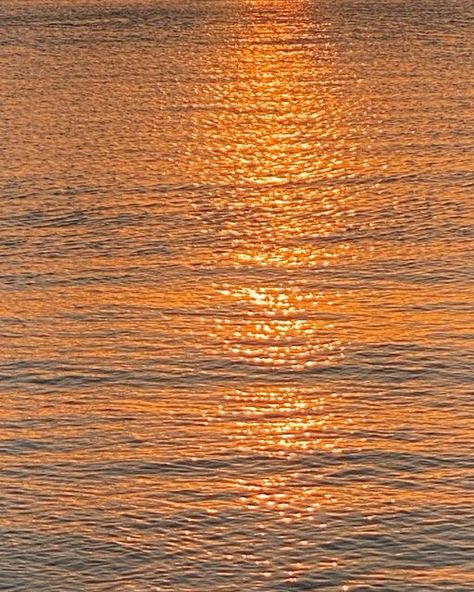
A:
[205,5,371,524]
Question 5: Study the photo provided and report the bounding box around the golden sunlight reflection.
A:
[218,386,474,520]
[205,6,371,374]
[224,387,347,456]
[221,384,379,520]
[214,284,346,370]
[204,8,361,519]
[219,386,354,519]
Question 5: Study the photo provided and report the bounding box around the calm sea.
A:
[1,0,473,590]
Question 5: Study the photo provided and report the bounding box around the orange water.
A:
[1,0,473,590]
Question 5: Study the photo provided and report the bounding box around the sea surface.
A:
[0,0,473,590]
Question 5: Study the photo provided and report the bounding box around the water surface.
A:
[1,0,473,590]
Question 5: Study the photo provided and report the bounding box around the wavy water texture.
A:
[0,0,473,590]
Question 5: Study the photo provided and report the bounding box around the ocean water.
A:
[0,0,473,590]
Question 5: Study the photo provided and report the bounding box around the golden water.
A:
[0,0,473,590]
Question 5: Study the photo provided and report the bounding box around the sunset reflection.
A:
[1,0,472,588]
[204,4,369,376]
[215,285,345,370]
